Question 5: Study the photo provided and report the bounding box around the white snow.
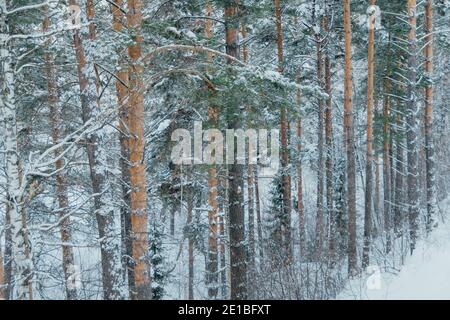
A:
[341,211,450,300]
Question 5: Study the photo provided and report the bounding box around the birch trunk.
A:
[0,1,33,299]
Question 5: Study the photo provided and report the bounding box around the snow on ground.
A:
[340,209,450,300]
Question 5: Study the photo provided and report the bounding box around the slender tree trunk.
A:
[3,206,12,300]
[394,122,405,237]
[241,23,256,293]
[383,71,392,250]
[112,0,135,298]
[0,2,33,299]
[296,75,306,259]
[406,0,420,254]
[363,0,376,269]
[205,2,219,299]
[315,34,325,260]
[225,0,247,300]
[127,0,151,299]
[69,0,123,300]
[374,155,381,235]
[424,0,438,233]
[343,0,358,275]
[274,0,292,259]
[0,247,4,300]
[323,14,334,262]
[254,165,264,261]
[43,11,77,300]
[187,190,194,300]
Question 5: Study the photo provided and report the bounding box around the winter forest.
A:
[1,0,450,301]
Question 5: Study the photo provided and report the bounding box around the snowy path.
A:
[341,214,450,300]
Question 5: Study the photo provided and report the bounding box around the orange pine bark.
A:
[127,0,151,299]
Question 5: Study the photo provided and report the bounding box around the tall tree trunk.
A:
[315,33,325,260]
[42,10,77,300]
[363,0,376,269]
[374,155,381,235]
[225,0,247,300]
[406,0,420,254]
[127,0,151,299]
[241,23,256,293]
[187,190,194,300]
[0,247,4,299]
[296,75,306,259]
[343,0,358,275]
[254,165,264,261]
[112,0,135,298]
[323,14,334,262]
[205,1,219,299]
[394,120,405,237]
[274,0,292,259]
[3,206,12,299]
[424,0,438,233]
[383,69,392,250]
[0,2,33,299]
[69,0,123,300]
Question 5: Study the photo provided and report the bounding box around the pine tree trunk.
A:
[343,0,358,275]
[394,123,405,237]
[225,0,247,300]
[315,34,325,260]
[187,190,194,300]
[127,0,152,299]
[254,165,264,261]
[69,0,123,300]
[43,11,78,300]
[205,2,219,299]
[274,0,292,259]
[383,71,392,250]
[323,14,334,262]
[112,0,135,298]
[363,0,376,269]
[296,75,306,259]
[406,0,420,254]
[424,0,438,233]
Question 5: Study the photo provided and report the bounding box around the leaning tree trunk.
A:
[127,0,152,299]
[363,0,376,269]
[406,0,420,254]
[343,0,358,275]
[424,0,438,233]
[69,0,123,300]
[225,0,247,300]
[43,10,78,300]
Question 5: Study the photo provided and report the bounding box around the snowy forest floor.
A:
[340,198,450,300]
